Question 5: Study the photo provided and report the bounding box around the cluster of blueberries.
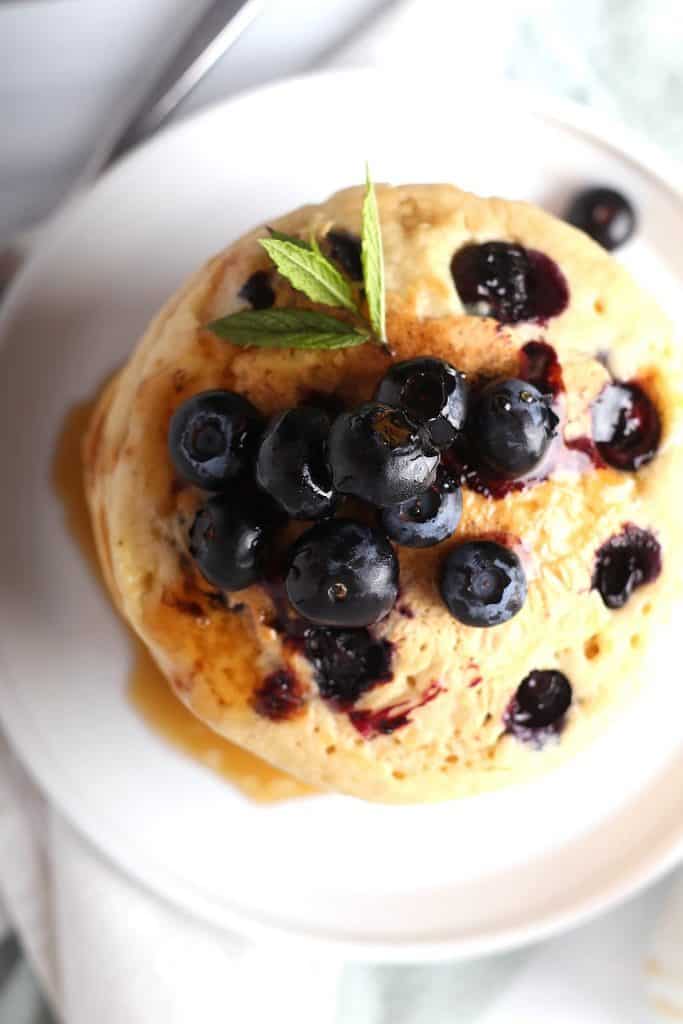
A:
[169,357,560,632]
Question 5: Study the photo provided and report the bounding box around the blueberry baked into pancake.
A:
[83,175,683,803]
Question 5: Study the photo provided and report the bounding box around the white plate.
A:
[1,70,682,962]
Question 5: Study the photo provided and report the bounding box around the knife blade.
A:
[0,0,265,291]
[84,0,265,180]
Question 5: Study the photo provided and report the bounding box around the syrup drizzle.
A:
[53,393,310,802]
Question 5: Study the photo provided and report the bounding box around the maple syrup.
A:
[53,394,311,803]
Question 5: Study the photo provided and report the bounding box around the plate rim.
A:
[1,67,683,961]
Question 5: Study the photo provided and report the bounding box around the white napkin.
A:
[2,2,682,1023]
[0,735,341,1024]
[646,883,683,1022]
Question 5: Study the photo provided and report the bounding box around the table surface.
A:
[1,2,682,1022]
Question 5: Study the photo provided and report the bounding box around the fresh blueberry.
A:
[566,187,636,250]
[592,382,660,471]
[440,540,527,627]
[380,470,462,548]
[286,518,399,627]
[304,627,392,705]
[375,357,468,449]
[239,270,275,309]
[451,242,568,322]
[324,229,363,281]
[593,524,661,609]
[507,670,572,732]
[328,402,439,507]
[256,406,336,519]
[169,389,262,490]
[470,379,559,479]
[189,489,280,591]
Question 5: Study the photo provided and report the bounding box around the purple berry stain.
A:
[252,669,306,721]
[349,682,443,739]
[519,341,564,397]
[304,626,393,708]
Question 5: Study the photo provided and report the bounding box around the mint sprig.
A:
[259,237,357,312]
[207,309,369,350]
[208,166,388,353]
[361,164,387,346]
[266,228,311,250]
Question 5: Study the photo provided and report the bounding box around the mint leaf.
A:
[259,237,357,312]
[361,166,387,346]
[266,228,311,250]
[207,309,370,350]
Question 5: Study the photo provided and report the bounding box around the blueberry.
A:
[375,357,468,449]
[440,540,527,627]
[451,242,568,322]
[189,489,279,591]
[324,229,363,281]
[592,382,660,471]
[566,187,636,251]
[304,627,392,705]
[169,390,262,490]
[380,470,462,548]
[507,670,572,732]
[286,518,399,627]
[239,270,275,309]
[451,242,530,322]
[328,402,439,507]
[470,379,558,479]
[593,524,661,610]
[256,406,336,519]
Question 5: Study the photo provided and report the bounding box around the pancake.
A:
[83,183,683,802]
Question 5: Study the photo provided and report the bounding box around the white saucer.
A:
[0,70,682,961]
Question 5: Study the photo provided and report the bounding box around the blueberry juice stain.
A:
[304,626,393,707]
[349,682,443,739]
[525,251,570,323]
[518,341,564,398]
[251,669,305,721]
[260,577,395,711]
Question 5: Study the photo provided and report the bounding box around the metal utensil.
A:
[87,0,265,177]
[0,0,264,294]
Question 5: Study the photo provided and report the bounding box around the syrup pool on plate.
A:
[53,392,312,803]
